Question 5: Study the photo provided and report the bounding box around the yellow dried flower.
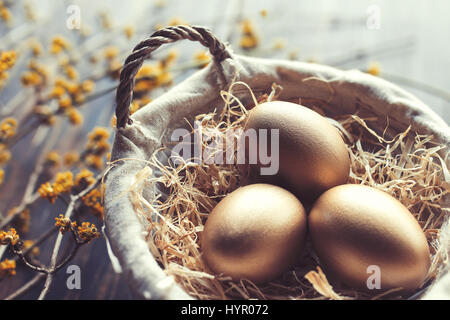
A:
[63,152,79,167]
[110,116,117,128]
[81,79,95,93]
[273,38,286,50]
[82,188,103,218]
[64,65,78,80]
[84,154,104,170]
[39,171,73,203]
[50,36,70,54]
[77,222,100,242]
[0,228,19,246]
[53,171,74,193]
[0,51,16,70]
[88,127,109,142]
[367,62,381,76]
[29,40,42,57]
[75,169,95,188]
[108,59,122,79]
[129,101,140,115]
[239,20,259,50]
[0,259,16,278]
[38,182,58,203]
[168,17,187,26]
[45,151,60,167]
[49,85,66,98]
[0,117,17,140]
[66,108,83,125]
[21,71,42,86]
[124,25,134,39]
[58,96,72,109]
[54,214,75,233]
[104,46,119,60]
[0,143,11,165]
[194,50,210,68]
[0,168,4,185]
[0,7,11,22]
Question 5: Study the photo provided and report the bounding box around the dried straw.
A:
[126,82,449,300]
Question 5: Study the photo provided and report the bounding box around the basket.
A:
[104,25,450,300]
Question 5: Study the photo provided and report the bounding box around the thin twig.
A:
[37,174,102,300]
[4,273,46,300]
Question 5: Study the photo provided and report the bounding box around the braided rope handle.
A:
[115,25,231,128]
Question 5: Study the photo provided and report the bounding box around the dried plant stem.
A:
[1,123,60,228]
[0,192,39,230]
[5,273,46,300]
[38,174,102,300]
[11,226,58,264]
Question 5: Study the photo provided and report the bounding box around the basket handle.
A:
[115,25,231,128]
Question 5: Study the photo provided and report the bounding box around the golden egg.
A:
[201,183,307,283]
[243,101,350,203]
[309,184,431,291]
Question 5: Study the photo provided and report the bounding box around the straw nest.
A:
[126,81,449,300]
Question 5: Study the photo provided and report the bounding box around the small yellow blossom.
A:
[239,20,259,50]
[367,62,381,76]
[38,182,58,203]
[77,222,100,242]
[0,51,16,70]
[45,151,60,167]
[49,85,66,98]
[66,108,83,125]
[82,188,104,218]
[75,169,95,188]
[53,171,74,193]
[111,116,117,128]
[124,25,134,39]
[0,228,19,246]
[63,152,79,167]
[273,38,286,50]
[0,169,4,185]
[168,17,187,26]
[38,171,73,203]
[260,9,268,17]
[84,154,104,170]
[64,65,78,80]
[88,127,109,142]
[58,96,72,109]
[104,46,119,60]
[99,11,112,30]
[0,259,16,278]
[194,50,211,68]
[0,7,11,22]
[29,40,42,57]
[0,143,11,165]
[0,117,17,140]
[108,59,122,79]
[50,36,70,54]
[55,214,76,233]
[21,71,41,86]
[81,79,95,93]
[129,101,140,114]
